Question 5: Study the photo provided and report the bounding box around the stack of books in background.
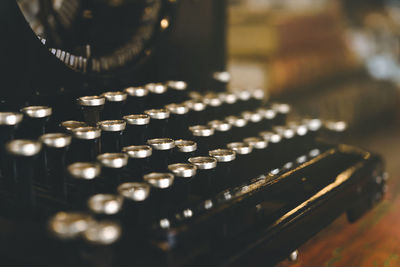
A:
[228,0,400,131]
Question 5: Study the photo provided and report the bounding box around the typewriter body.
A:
[0,1,385,266]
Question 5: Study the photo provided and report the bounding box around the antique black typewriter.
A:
[0,1,385,266]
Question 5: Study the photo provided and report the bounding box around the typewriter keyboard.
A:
[0,82,384,267]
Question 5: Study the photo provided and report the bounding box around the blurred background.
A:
[227,0,400,266]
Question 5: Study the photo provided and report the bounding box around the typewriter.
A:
[0,1,385,266]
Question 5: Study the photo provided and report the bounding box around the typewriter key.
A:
[88,194,124,218]
[98,120,126,153]
[117,182,151,227]
[242,111,264,137]
[97,153,128,191]
[243,137,268,177]
[147,138,175,172]
[19,106,52,138]
[60,120,87,133]
[208,120,231,148]
[172,140,197,163]
[218,92,238,118]
[227,142,253,185]
[145,108,170,139]
[271,103,291,125]
[274,126,296,161]
[67,162,101,207]
[77,96,106,126]
[185,99,207,126]
[188,156,217,198]
[82,220,121,245]
[143,172,175,218]
[168,163,197,205]
[146,83,168,109]
[122,145,152,179]
[124,86,149,114]
[212,71,230,92]
[6,139,42,211]
[209,149,236,193]
[259,131,283,168]
[49,211,94,240]
[123,114,150,146]
[0,112,23,178]
[249,88,265,108]
[189,125,215,156]
[257,107,277,129]
[70,127,101,162]
[165,80,188,103]
[40,133,72,194]
[165,103,190,139]
[225,115,248,143]
[102,91,127,120]
[303,118,322,145]
[235,89,252,113]
[203,92,223,121]
[288,122,309,154]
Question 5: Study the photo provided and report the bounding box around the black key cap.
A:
[172,140,197,163]
[19,106,52,138]
[97,153,129,192]
[147,138,175,172]
[145,108,170,139]
[70,127,101,162]
[98,120,126,153]
[188,156,217,198]
[101,91,127,120]
[123,114,150,146]
[77,96,105,126]
[209,149,236,193]
[122,145,152,180]
[124,86,149,114]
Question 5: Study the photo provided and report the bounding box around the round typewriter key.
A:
[118,182,151,227]
[271,103,291,125]
[144,172,175,218]
[168,163,197,205]
[249,88,265,108]
[0,112,23,178]
[101,91,127,120]
[67,162,101,207]
[60,120,87,133]
[122,145,152,179]
[259,130,282,168]
[303,118,322,145]
[212,71,230,92]
[208,120,231,148]
[19,106,52,139]
[227,142,253,185]
[97,153,128,191]
[49,211,94,240]
[77,96,105,126]
[203,92,223,121]
[145,108,170,139]
[123,114,150,146]
[124,86,149,114]
[189,125,215,156]
[147,138,175,172]
[288,122,309,154]
[165,103,190,139]
[209,149,236,192]
[6,139,42,211]
[40,133,72,195]
[98,120,126,152]
[235,89,253,113]
[274,126,296,161]
[172,140,197,163]
[70,127,101,162]
[146,83,168,109]
[88,194,124,218]
[225,115,248,143]
[243,137,268,177]
[257,107,277,130]
[165,80,188,103]
[218,92,238,118]
[188,156,217,198]
[83,220,122,245]
[242,111,264,136]
[185,99,207,126]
